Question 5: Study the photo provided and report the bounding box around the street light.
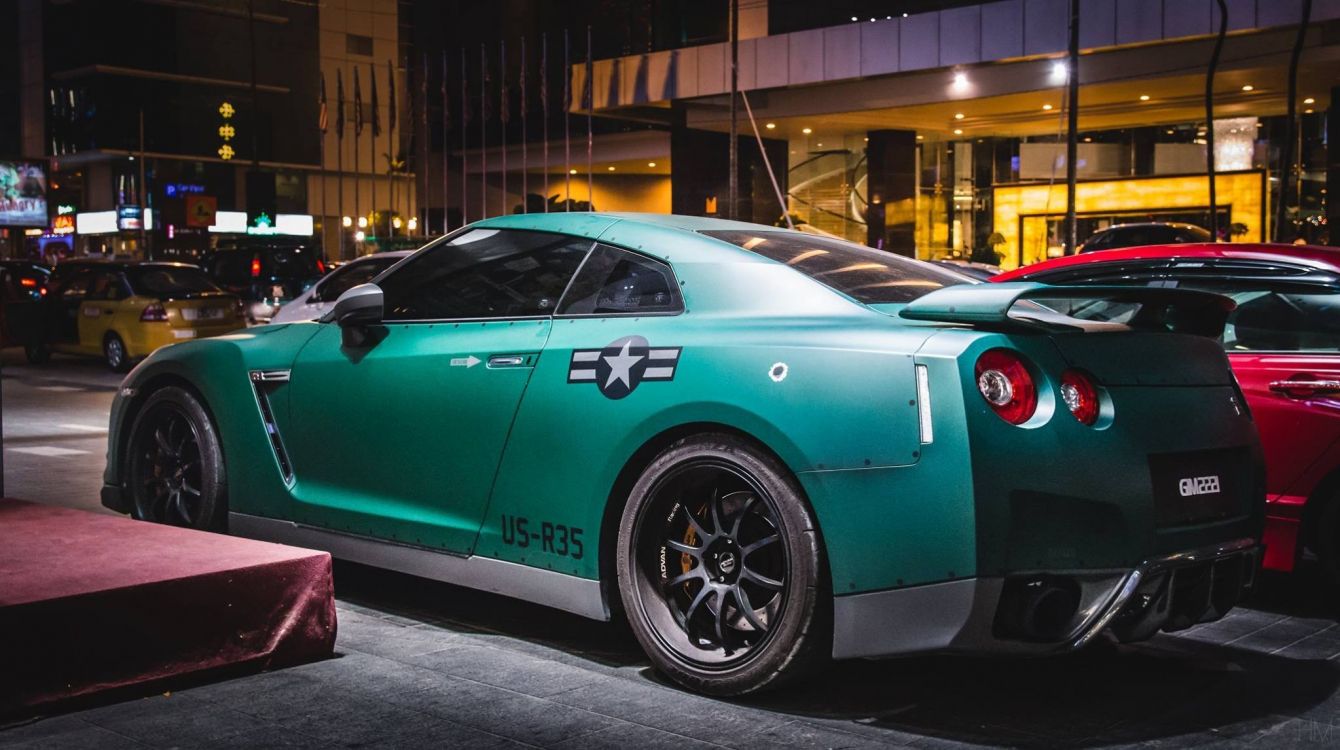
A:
[354,230,365,242]
[357,216,368,228]
[341,216,352,227]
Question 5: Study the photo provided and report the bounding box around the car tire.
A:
[1313,495,1340,587]
[24,340,50,365]
[125,386,227,531]
[616,433,830,696]
[104,332,132,373]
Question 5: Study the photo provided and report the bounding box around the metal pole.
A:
[1206,0,1228,241]
[481,44,488,218]
[728,0,739,220]
[461,47,469,225]
[564,29,571,211]
[1275,0,1312,242]
[521,37,528,213]
[138,108,147,258]
[741,91,791,229]
[501,42,508,215]
[542,33,549,212]
[1063,0,1080,254]
[585,26,593,209]
[442,50,449,233]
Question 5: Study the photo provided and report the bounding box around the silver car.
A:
[270,251,413,324]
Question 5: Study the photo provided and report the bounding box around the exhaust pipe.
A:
[996,576,1082,642]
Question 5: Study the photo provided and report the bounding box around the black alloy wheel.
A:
[126,387,227,531]
[618,433,828,695]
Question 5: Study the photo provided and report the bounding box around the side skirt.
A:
[229,513,610,621]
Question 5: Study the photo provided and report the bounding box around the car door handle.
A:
[487,355,528,368]
[1269,379,1340,397]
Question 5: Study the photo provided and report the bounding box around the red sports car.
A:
[996,244,1340,577]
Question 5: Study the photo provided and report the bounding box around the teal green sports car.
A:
[102,213,1264,695]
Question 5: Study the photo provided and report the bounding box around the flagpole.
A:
[387,59,396,240]
[319,71,328,257]
[354,66,361,253]
[337,68,345,260]
[500,41,508,215]
[370,63,378,244]
[564,28,570,212]
[441,49,449,234]
[585,25,593,209]
[542,32,549,213]
[461,47,469,226]
[520,36,528,214]
[420,51,429,236]
[481,43,488,218]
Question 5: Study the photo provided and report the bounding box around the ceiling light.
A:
[954,113,965,120]
[1139,94,1150,101]
[816,142,823,147]
[341,216,352,227]
[1305,109,1314,114]
[802,127,812,134]
[647,161,656,167]
[1050,61,1067,82]
[765,122,776,129]
[607,166,616,171]
[1083,136,1092,142]
[1241,84,1254,91]
[354,230,365,242]
[916,134,924,140]
[850,15,858,21]
[1304,97,1316,104]
[569,169,577,174]
[1042,104,1053,111]
[1166,129,1174,134]
[952,72,968,88]
[953,128,963,135]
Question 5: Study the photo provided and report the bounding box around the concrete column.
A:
[669,104,788,225]
[865,129,917,256]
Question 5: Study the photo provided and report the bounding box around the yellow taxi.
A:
[26,260,244,371]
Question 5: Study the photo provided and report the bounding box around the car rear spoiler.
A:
[898,282,1234,337]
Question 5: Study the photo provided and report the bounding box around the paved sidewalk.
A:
[5,563,1340,749]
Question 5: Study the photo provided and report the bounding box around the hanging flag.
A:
[335,68,345,139]
[370,62,381,138]
[353,67,364,137]
[318,71,329,134]
[387,59,397,135]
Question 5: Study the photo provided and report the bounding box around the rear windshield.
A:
[264,246,324,279]
[701,230,969,304]
[126,266,222,297]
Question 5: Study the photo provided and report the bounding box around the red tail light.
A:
[316,259,326,274]
[19,277,37,287]
[975,349,1038,425]
[1060,369,1101,425]
[250,257,262,277]
[140,303,168,322]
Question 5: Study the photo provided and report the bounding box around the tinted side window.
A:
[558,244,681,315]
[313,257,399,302]
[379,229,592,320]
[1186,283,1340,352]
[54,268,95,300]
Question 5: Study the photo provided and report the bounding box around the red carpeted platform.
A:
[0,499,336,712]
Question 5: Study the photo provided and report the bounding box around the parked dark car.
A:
[1,265,44,350]
[202,240,327,323]
[0,260,51,301]
[1078,222,1212,253]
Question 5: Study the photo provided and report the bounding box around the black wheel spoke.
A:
[712,589,728,646]
[708,487,726,536]
[730,494,758,538]
[741,566,783,591]
[684,504,712,542]
[665,539,701,558]
[668,567,702,587]
[154,426,172,456]
[734,585,769,633]
[741,534,779,558]
[683,583,712,625]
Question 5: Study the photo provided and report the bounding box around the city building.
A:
[410,0,1336,267]
[0,0,412,262]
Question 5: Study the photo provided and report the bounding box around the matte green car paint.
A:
[103,212,1260,603]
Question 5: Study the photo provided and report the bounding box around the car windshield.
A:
[127,266,223,297]
[265,246,323,279]
[700,230,969,304]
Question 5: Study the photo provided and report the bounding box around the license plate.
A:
[180,307,227,321]
[1148,448,1249,527]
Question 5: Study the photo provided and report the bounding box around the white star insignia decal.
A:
[603,341,644,389]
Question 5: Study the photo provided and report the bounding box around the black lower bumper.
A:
[832,538,1260,660]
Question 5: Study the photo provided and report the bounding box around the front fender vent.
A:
[249,370,294,484]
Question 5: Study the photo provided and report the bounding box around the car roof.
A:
[55,259,200,269]
[996,243,1340,281]
[347,250,414,262]
[1096,222,1205,231]
[471,212,792,266]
